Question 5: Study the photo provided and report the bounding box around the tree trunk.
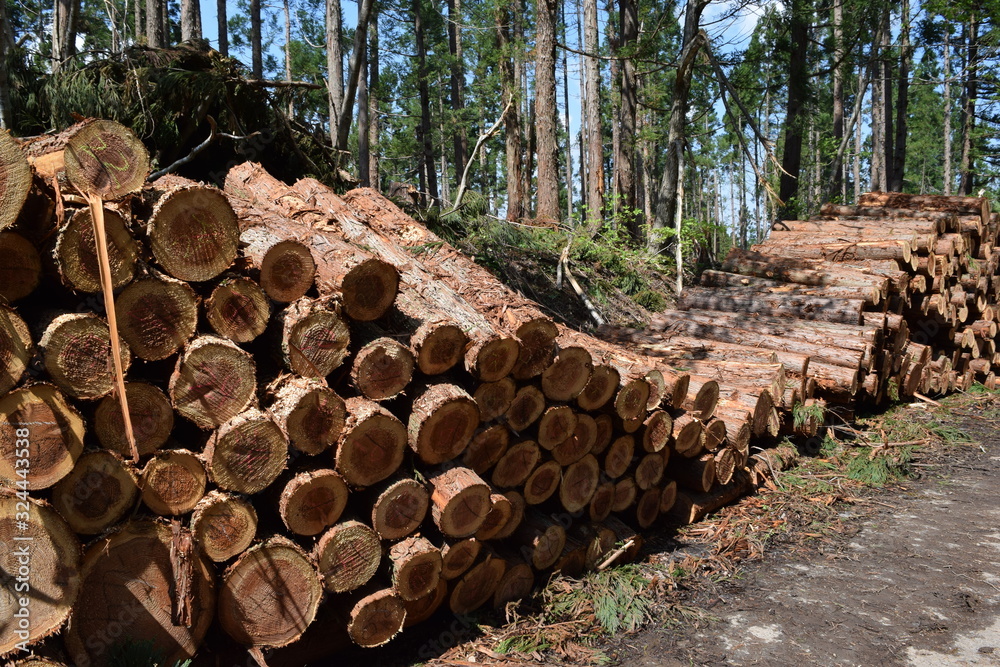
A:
[190,491,257,562]
[582,0,604,229]
[777,0,809,219]
[943,29,952,195]
[889,0,910,192]
[181,0,201,40]
[335,0,373,157]
[327,0,343,141]
[561,1,574,221]
[368,13,380,185]
[831,0,844,197]
[959,15,978,195]
[216,0,227,55]
[0,0,14,128]
[413,0,437,205]
[358,25,370,186]
[534,0,560,222]
[447,0,468,178]
[496,5,524,220]
[53,0,79,71]
[881,7,893,192]
[250,0,262,76]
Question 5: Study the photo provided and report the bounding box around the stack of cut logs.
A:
[1,120,734,666]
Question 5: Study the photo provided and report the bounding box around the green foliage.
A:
[109,639,192,667]
[792,402,824,429]
[496,634,552,654]
[544,565,653,635]
[846,447,913,487]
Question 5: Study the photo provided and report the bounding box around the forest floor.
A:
[351,388,1000,667]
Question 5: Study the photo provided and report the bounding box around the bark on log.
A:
[679,285,865,325]
[279,469,350,536]
[858,192,990,224]
[476,492,515,540]
[140,449,208,515]
[428,466,492,537]
[190,491,258,562]
[239,230,316,304]
[540,343,593,401]
[347,588,407,647]
[205,276,271,343]
[279,297,351,377]
[407,383,480,464]
[336,397,407,487]
[701,268,883,305]
[491,490,526,540]
[668,470,753,524]
[40,312,132,400]
[751,239,914,265]
[389,536,443,601]
[204,408,288,494]
[473,377,516,422]
[266,374,346,456]
[350,335,414,400]
[775,217,944,236]
[50,449,138,534]
[115,272,199,361]
[670,452,716,493]
[0,384,84,489]
[0,231,41,303]
[314,520,382,593]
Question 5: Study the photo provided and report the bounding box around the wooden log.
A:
[639,409,673,453]
[552,412,597,465]
[714,447,737,486]
[204,408,288,494]
[336,397,407,487]
[218,536,322,648]
[169,335,257,429]
[576,363,619,411]
[0,231,41,303]
[39,312,132,400]
[60,119,151,198]
[671,452,716,493]
[491,489,526,540]
[314,520,382,593]
[857,191,990,224]
[0,305,33,395]
[51,449,138,534]
[604,434,635,479]
[279,297,351,377]
[679,360,785,407]
[540,343,593,401]
[0,384,84,489]
[407,383,480,464]
[55,205,137,292]
[205,275,271,343]
[476,492,515,540]
[703,417,729,452]
[774,216,945,236]
[448,554,506,614]
[492,556,535,609]
[515,511,566,570]
[588,480,615,522]
[819,202,959,224]
[146,183,239,281]
[266,374,346,456]
[559,453,600,512]
[368,476,429,540]
[190,491,258,562]
[64,521,213,666]
[347,588,407,647]
[350,335,415,400]
[0,128,32,231]
[473,376,516,422]
[537,404,577,450]
[631,486,662,529]
[239,230,316,304]
[659,479,678,513]
[390,536,443,601]
[140,449,208,516]
[751,238,914,265]
[505,384,546,431]
[428,466,492,538]
[701,269,883,305]
[611,476,638,512]
[404,579,449,627]
[671,412,705,457]
[115,272,200,361]
[679,285,865,325]
[462,423,510,474]
[279,469,350,536]
[440,537,482,580]
[593,413,614,455]
[634,452,666,490]
[668,470,753,525]
[492,439,541,488]
[523,459,562,505]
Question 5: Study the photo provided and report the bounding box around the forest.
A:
[0,0,997,276]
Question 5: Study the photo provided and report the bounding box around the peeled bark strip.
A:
[540,344,593,401]
[191,491,258,562]
[505,384,546,431]
[0,384,84,489]
[473,377,516,422]
[0,305,32,395]
[51,449,139,534]
[476,492,515,540]
[204,409,288,494]
[390,536,443,601]
[315,520,382,593]
[147,184,239,281]
[170,336,257,429]
[537,405,577,450]
[671,452,716,493]
[449,555,507,615]
[205,276,271,343]
[280,297,351,377]
[40,313,131,400]
[279,469,349,536]
[515,511,567,570]
[492,439,541,488]
[407,383,480,464]
[370,477,430,540]
[351,336,414,400]
[440,537,482,580]
[428,466,492,538]
[0,129,31,231]
[348,589,407,647]
[94,381,174,458]
[141,449,208,515]
[523,459,562,505]
[336,397,407,487]
[404,579,449,627]
[641,410,673,453]
[116,274,199,361]
[240,233,316,303]
[0,231,41,303]
[576,364,620,411]
[62,119,150,198]
[266,374,346,456]
[559,453,600,513]
[65,521,213,666]
[462,423,510,474]
[553,412,598,465]
[218,537,322,648]
[604,435,635,479]
[56,206,137,293]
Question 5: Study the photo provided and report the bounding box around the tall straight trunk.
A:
[535,0,560,222]
[0,0,12,129]
[943,30,952,195]
[640,109,653,225]
[368,14,380,187]
[284,0,293,115]
[181,0,201,40]
[853,71,862,201]
[216,0,227,55]
[414,0,437,205]
[438,77,450,204]
[496,5,524,220]
[889,0,910,192]
[959,15,978,195]
[869,23,885,191]
[618,0,639,240]
[561,2,574,222]
[577,0,587,213]
[146,0,164,48]
[777,0,809,218]
[358,24,370,187]
[250,0,263,77]
[831,0,844,197]
[515,1,530,208]
[327,0,344,141]
[881,9,893,192]
[582,0,603,228]
[446,0,468,178]
[135,0,145,42]
[52,0,79,69]
[652,0,707,243]
[335,0,374,152]
[610,52,620,217]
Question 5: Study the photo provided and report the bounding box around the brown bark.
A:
[351,335,415,400]
[535,0,560,223]
[279,469,349,536]
[204,408,288,494]
[429,466,492,538]
[407,383,480,464]
[140,449,208,515]
[679,285,866,325]
[0,130,31,231]
[51,450,139,534]
[390,536,443,601]
[280,297,351,377]
[315,520,382,593]
[701,268,884,305]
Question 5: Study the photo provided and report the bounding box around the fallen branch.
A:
[562,257,605,326]
[449,98,512,215]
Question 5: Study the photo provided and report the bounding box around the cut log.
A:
[0,305,33,395]
[612,477,638,512]
[347,588,407,647]
[638,410,673,454]
[702,267,884,305]
[218,537,322,647]
[404,579,449,627]
[314,520,382,593]
[351,336,415,400]
[492,556,535,609]
[592,413,614,455]
[335,397,407,487]
[659,479,678,513]
[604,435,635,479]
[65,521,213,666]
[399,297,468,375]
[476,492,515,540]
[116,273,200,361]
[514,511,567,570]
[491,489,526,540]
[491,439,541,488]
[632,486,662,529]
[714,447,737,485]
[559,454,600,512]
[505,384,546,431]
[428,466,492,538]
[204,408,288,494]
[704,417,729,452]
[671,452,716,493]
[390,536,443,601]
[576,363,620,411]
[552,412,597,465]
[146,183,239,281]
[39,312,132,400]
[169,336,257,429]
[190,491,258,562]
[819,202,960,223]
[671,413,705,458]
[140,449,208,515]
[537,405,577,450]
[0,231,41,303]
[540,344,593,401]
[61,119,150,198]
[473,376,516,422]
[751,239,913,265]
[588,481,615,522]
[280,297,351,377]
[679,285,865,325]
[0,128,32,231]
[773,217,945,236]
[679,360,785,407]
[668,470,753,524]
[0,384,84,489]
[266,374,346,456]
[50,449,139,534]
[279,469,350,536]
[462,423,510,474]
[94,381,174,458]
[448,554,506,615]
[634,452,666,491]
[522,459,562,505]
[407,383,480,464]
[205,276,271,343]
[369,476,429,540]
[55,206,137,292]
[857,191,990,223]
[239,233,316,303]
[440,537,482,580]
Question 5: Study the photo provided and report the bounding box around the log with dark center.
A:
[61,119,150,198]
[351,335,415,400]
[169,335,257,429]
[0,231,41,303]
[462,423,510,474]
[204,409,288,494]
[552,412,597,465]
[603,434,635,479]
[347,589,407,647]
[94,381,174,458]
[429,466,492,537]
[448,554,506,614]
[190,491,258,562]
[56,205,137,293]
[558,453,600,513]
[491,439,541,488]
[39,312,131,400]
[336,397,407,486]
[407,383,480,464]
[522,459,562,505]
[588,480,615,521]
[505,384,546,432]
[536,405,577,450]
[0,305,32,395]
[514,511,566,570]
[369,477,430,540]
[540,343,593,401]
[314,520,382,593]
[205,276,271,343]
[0,129,32,231]
[473,376,516,422]
[390,535,443,601]
[266,374,346,455]
[146,183,239,282]
[140,449,208,515]
[115,273,200,361]
[440,538,482,581]
[280,297,351,377]
[476,492,515,540]
[0,384,84,489]
[279,469,350,536]
[50,449,138,534]
[240,232,316,303]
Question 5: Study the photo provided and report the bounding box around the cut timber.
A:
[351,336,414,400]
[65,521,213,666]
[170,336,257,429]
[440,538,482,580]
[403,301,468,375]
[522,459,562,504]
[704,417,729,452]
[473,377,516,422]
[683,377,720,420]
[147,184,239,281]
[0,305,32,395]
[462,423,510,474]
[505,384,546,431]
[634,453,666,490]
[659,479,678,513]
[604,435,635,479]
[266,374,346,456]
[205,276,271,343]
[612,477,638,512]
[511,318,558,380]
[492,439,541,488]
[280,297,351,377]
[552,412,598,465]
[315,520,382,593]
[279,469,349,536]
[476,492,515,540]
[204,409,288,494]
[671,413,705,457]
[40,312,131,400]
[390,536,443,601]
[491,490,526,540]
[515,511,567,569]
[218,537,322,647]
[492,557,534,609]
[240,233,316,303]
[62,119,150,198]
[632,487,662,529]
[540,344,593,401]
[537,405,577,450]
[641,410,673,453]
[116,273,199,361]
[588,481,615,521]
[722,249,893,293]
[774,217,945,236]
[819,203,960,222]
[428,466,492,537]
[0,129,31,230]
[336,397,407,486]
[679,286,865,325]
[577,364,620,411]
[0,231,41,302]
[671,452,716,493]
[55,206,137,292]
[407,383,480,464]
[140,449,208,515]
[449,555,506,615]
[668,470,753,524]
[750,239,914,265]
[714,447,737,485]
[559,454,600,512]
[858,191,990,223]
[701,268,885,305]
[191,491,258,562]
[593,414,614,455]
[680,361,785,407]
[0,497,79,654]
[0,384,84,489]
[370,477,429,540]
[347,589,407,647]
[51,449,139,534]
[94,381,174,458]
[404,579,448,627]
